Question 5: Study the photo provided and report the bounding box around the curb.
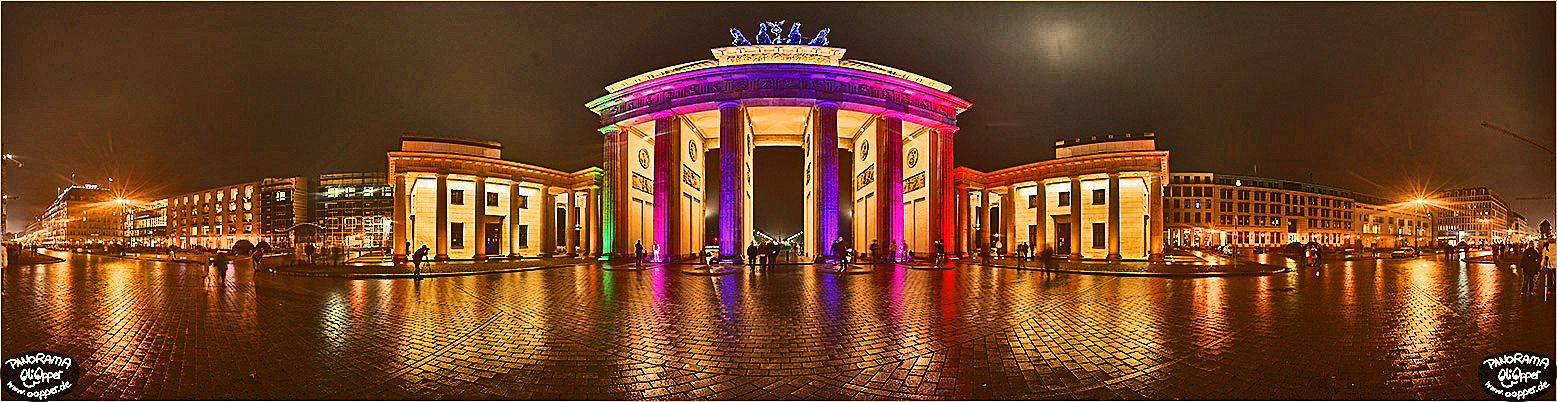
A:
[979,262,1289,278]
[262,263,584,279]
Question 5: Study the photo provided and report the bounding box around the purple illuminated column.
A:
[875,114,904,256]
[810,102,840,260]
[718,102,746,261]
[652,115,682,261]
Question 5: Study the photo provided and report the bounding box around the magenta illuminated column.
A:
[652,115,682,261]
[718,102,746,261]
[810,102,840,260]
[875,114,904,255]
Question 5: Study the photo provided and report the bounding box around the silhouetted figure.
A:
[933,240,945,267]
[634,240,645,267]
[412,245,429,280]
[869,240,881,263]
[747,243,760,267]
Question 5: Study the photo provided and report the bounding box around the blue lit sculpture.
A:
[730,28,751,46]
[728,21,832,47]
[785,22,805,44]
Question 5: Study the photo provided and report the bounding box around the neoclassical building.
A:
[586,33,971,262]
[957,134,1168,261]
[389,135,601,261]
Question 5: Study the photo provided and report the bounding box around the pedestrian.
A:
[251,247,264,271]
[1520,244,1541,294]
[831,237,849,269]
[746,242,759,267]
[305,243,316,265]
[1016,242,1029,267]
[869,240,881,263]
[933,240,945,267]
[765,241,779,269]
[634,240,645,267]
[1543,240,1555,296]
[410,244,429,280]
[901,241,913,263]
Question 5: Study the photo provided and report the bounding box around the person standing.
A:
[746,242,760,267]
[1520,244,1541,294]
[766,241,779,269]
[831,237,849,269]
[933,240,945,267]
[1016,242,1029,267]
[411,245,429,280]
[251,247,264,271]
[634,240,645,267]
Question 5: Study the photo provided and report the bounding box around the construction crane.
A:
[1480,121,1555,155]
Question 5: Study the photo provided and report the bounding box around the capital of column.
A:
[717,101,742,109]
[815,101,841,109]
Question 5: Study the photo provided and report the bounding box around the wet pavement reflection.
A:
[2,250,1551,399]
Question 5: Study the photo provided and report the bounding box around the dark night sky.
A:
[4,2,1553,234]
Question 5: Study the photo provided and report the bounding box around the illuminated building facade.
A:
[1163,172,1355,247]
[1430,187,1510,245]
[389,135,601,261]
[259,177,311,248]
[33,184,122,247]
[957,134,1167,261]
[587,30,970,262]
[124,198,168,247]
[1352,193,1431,249]
[168,181,263,249]
[316,172,392,251]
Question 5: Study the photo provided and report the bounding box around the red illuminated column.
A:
[718,102,747,261]
[955,183,969,255]
[927,128,955,257]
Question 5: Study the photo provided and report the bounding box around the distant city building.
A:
[315,172,392,251]
[1508,212,1531,243]
[259,177,311,249]
[1163,172,1355,247]
[124,198,168,247]
[167,181,262,249]
[1351,193,1431,249]
[957,133,1168,260]
[31,184,122,247]
[1430,187,1510,245]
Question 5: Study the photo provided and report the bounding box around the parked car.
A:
[1390,247,1419,258]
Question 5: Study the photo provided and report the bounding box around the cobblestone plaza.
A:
[3,252,1551,400]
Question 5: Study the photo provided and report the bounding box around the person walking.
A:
[868,240,881,263]
[831,237,850,270]
[746,242,760,267]
[933,240,945,267]
[900,241,913,263]
[766,241,779,269]
[1520,244,1541,295]
[1016,242,1030,268]
[251,247,264,271]
[411,244,429,280]
[634,240,645,267]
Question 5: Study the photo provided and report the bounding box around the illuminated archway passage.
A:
[587,42,971,262]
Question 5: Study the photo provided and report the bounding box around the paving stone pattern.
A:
[2,251,1552,400]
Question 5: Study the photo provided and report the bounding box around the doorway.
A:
[484,221,503,255]
[1054,222,1071,255]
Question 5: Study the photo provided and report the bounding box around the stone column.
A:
[927,129,953,258]
[392,173,408,262]
[1148,174,1166,261]
[1068,177,1082,261]
[473,175,488,262]
[955,183,969,256]
[1107,173,1122,261]
[1001,187,1015,256]
[979,188,991,255]
[718,101,746,261]
[1035,182,1047,256]
[652,115,682,261]
[435,173,449,261]
[875,114,904,258]
[566,189,578,256]
[508,178,522,258]
[587,186,600,257]
[538,185,553,256]
[605,129,630,258]
[809,102,839,260]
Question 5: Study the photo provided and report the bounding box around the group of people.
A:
[745,241,786,269]
[1510,241,1555,296]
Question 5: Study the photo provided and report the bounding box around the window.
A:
[487,192,499,207]
[1057,192,1071,207]
[1092,189,1106,205]
[450,223,465,248]
[1028,195,1038,208]
[1092,223,1106,249]
[517,195,530,209]
[451,190,465,205]
[517,225,529,247]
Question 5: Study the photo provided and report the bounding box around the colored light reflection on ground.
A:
[1,250,1551,400]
